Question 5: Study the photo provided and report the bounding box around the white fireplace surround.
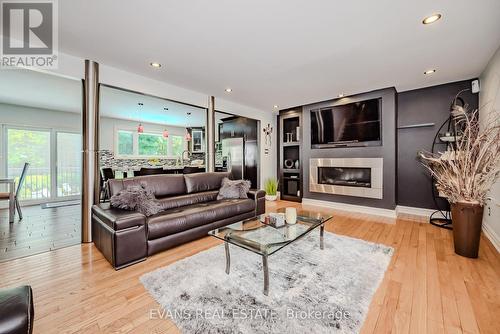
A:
[309,158,383,199]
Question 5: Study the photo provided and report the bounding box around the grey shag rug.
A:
[141,232,393,334]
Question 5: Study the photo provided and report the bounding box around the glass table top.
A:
[208,208,333,255]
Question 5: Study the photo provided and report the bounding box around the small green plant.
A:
[264,178,278,196]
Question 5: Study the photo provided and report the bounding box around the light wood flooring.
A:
[0,204,81,262]
[0,200,499,334]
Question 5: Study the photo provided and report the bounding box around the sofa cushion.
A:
[147,198,255,239]
[157,190,219,211]
[108,174,186,198]
[217,178,251,200]
[184,172,229,194]
[110,184,162,216]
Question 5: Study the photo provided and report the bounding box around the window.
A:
[57,132,82,197]
[7,128,51,200]
[115,129,185,158]
[171,135,184,157]
[138,133,167,156]
[117,130,133,155]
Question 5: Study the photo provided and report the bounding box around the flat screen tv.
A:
[311,98,381,148]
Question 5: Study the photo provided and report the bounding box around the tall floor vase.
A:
[451,201,484,258]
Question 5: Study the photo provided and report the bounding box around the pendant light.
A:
[137,102,144,133]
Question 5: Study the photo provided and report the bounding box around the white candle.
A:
[285,207,297,225]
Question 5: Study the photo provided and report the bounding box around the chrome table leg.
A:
[225,241,230,274]
[320,224,324,250]
[263,255,269,296]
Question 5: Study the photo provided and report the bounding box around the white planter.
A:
[265,194,277,201]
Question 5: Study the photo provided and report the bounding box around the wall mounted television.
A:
[310,98,382,148]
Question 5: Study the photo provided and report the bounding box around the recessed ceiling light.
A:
[424,69,436,75]
[150,62,161,68]
[422,14,442,25]
[225,88,232,93]
[273,105,279,109]
[338,93,345,98]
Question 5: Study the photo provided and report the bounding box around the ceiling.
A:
[56,0,500,111]
[100,86,206,127]
[0,69,207,127]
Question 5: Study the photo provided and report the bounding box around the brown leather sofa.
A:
[0,285,34,334]
[92,172,265,269]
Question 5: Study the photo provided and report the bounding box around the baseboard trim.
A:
[482,223,500,253]
[395,205,437,218]
[302,198,397,218]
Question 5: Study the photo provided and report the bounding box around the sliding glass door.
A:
[7,127,51,201]
[5,127,81,203]
[56,132,81,198]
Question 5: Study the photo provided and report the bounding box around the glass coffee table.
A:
[208,208,333,295]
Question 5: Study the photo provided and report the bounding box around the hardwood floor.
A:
[0,200,499,334]
[0,204,81,262]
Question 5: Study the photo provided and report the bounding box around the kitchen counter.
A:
[109,165,205,178]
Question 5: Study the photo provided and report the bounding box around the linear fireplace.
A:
[318,167,371,188]
[310,158,383,199]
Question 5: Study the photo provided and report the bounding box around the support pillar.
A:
[207,96,216,172]
[82,60,99,243]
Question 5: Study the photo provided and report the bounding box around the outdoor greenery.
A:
[7,128,50,168]
[171,135,184,157]
[138,133,168,156]
[118,131,134,155]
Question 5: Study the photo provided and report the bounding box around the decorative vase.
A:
[451,201,484,258]
[265,194,277,201]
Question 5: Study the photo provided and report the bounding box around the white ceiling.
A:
[99,85,206,127]
[0,69,82,113]
[0,69,207,127]
[56,0,500,111]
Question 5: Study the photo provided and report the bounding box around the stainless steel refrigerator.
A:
[221,137,244,180]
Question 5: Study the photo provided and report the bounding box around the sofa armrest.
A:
[247,189,265,200]
[92,203,146,231]
[0,285,34,334]
[248,189,266,216]
[91,203,147,269]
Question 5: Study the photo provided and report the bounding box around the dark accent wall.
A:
[302,88,397,209]
[397,79,478,209]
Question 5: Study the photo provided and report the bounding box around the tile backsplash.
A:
[99,150,205,170]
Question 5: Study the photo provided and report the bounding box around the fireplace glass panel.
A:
[318,167,371,188]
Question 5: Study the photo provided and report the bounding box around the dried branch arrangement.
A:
[419,108,500,206]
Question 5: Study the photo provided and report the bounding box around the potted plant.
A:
[264,178,279,201]
[419,108,500,258]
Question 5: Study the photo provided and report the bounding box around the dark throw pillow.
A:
[217,177,251,200]
[110,184,163,216]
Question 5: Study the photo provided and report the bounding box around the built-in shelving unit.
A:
[278,108,303,202]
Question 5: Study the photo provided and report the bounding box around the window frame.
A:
[114,127,187,159]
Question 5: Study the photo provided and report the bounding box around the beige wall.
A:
[479,45,500,251]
